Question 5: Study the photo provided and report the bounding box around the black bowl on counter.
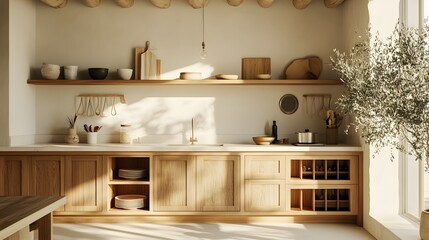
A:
[88,68,109,80]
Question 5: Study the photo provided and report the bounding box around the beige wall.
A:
[9,0,37,146]
[29,0,349,145]
[0,0,9,146]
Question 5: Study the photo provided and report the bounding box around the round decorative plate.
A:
[279,94,299,114]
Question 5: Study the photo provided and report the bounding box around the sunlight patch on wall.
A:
[161,63,215,79]
[99,97,217,144]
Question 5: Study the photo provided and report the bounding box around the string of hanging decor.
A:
[40,0,346,9]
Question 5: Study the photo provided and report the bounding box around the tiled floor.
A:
[53,223,376,240]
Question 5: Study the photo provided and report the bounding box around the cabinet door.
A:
[153,155,196,211]
[30,156,65,211]
[64,156,103,212]
[244,155,285,179]
[196,155,240,212]
[245,180,285,212]
[0,156,29,196]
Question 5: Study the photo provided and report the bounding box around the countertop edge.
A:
[0,144,363,152]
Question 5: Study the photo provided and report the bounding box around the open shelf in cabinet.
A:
[290,188,351,212]
[109,156,150,182]
[291,159,350,181]
[27,79,342,85]
[108,184,150,212]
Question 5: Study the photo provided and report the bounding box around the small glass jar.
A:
[120,124,132,144]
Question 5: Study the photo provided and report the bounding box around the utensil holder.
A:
[326,128,338,145]
[87,132,98,144]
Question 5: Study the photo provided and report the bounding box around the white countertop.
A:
[0,143,362,152]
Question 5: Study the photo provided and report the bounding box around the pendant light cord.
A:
[202,3,205,46]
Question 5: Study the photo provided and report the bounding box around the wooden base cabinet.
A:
[0,156,29,196]
[64,156,103,212]
[153,155,196,211]
[196,155,240,212]
[0,151,362,225]
[153,155,240,212]
[30,156,65,211]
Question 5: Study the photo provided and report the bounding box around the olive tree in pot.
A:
[331,23,429,239]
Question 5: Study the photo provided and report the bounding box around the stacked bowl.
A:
[118,169,147,180]
[114,194,146,210]
[41,63,60,80]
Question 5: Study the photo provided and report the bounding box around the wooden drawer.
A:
[244,155,285,179]
[245,180,285,212]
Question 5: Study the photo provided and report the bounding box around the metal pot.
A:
[296,129,317,143]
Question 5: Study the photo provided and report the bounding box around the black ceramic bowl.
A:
[88,68,109,80]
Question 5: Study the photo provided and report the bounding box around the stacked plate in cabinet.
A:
[114,194,146,210]
[118,169,147,180]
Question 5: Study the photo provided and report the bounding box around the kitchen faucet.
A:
[189,118,198,145]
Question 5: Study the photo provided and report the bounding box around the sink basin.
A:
[167,144,224,147]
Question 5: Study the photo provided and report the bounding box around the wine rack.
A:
[289,186,356,213]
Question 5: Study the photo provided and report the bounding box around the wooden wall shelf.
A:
[27,79,342,85]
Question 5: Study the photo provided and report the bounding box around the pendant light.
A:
[200,2,207,59]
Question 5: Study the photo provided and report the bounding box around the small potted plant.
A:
[66,114,79,144]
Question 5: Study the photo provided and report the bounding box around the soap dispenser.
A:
[272,120,278,144]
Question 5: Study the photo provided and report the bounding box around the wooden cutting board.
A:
[242,57,271,80]
[140,50,157,80]
[284,56,322,79]
[134,47,145,80]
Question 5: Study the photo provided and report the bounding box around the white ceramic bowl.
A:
[114,194,146,209]
[180,72,201,80]
[41,63,60,80]
[117,68,133,80]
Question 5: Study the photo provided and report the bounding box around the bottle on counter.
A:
[120,124,132,144]
[272,120,278,144]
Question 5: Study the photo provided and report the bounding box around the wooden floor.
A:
[51,223,376,240]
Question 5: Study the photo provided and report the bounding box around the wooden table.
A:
[0,196,66,240]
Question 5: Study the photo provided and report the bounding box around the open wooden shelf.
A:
[27,79,342,85]
[109,180,150,185]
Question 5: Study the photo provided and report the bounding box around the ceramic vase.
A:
[66,128,79,144]
[421,209,429,239]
